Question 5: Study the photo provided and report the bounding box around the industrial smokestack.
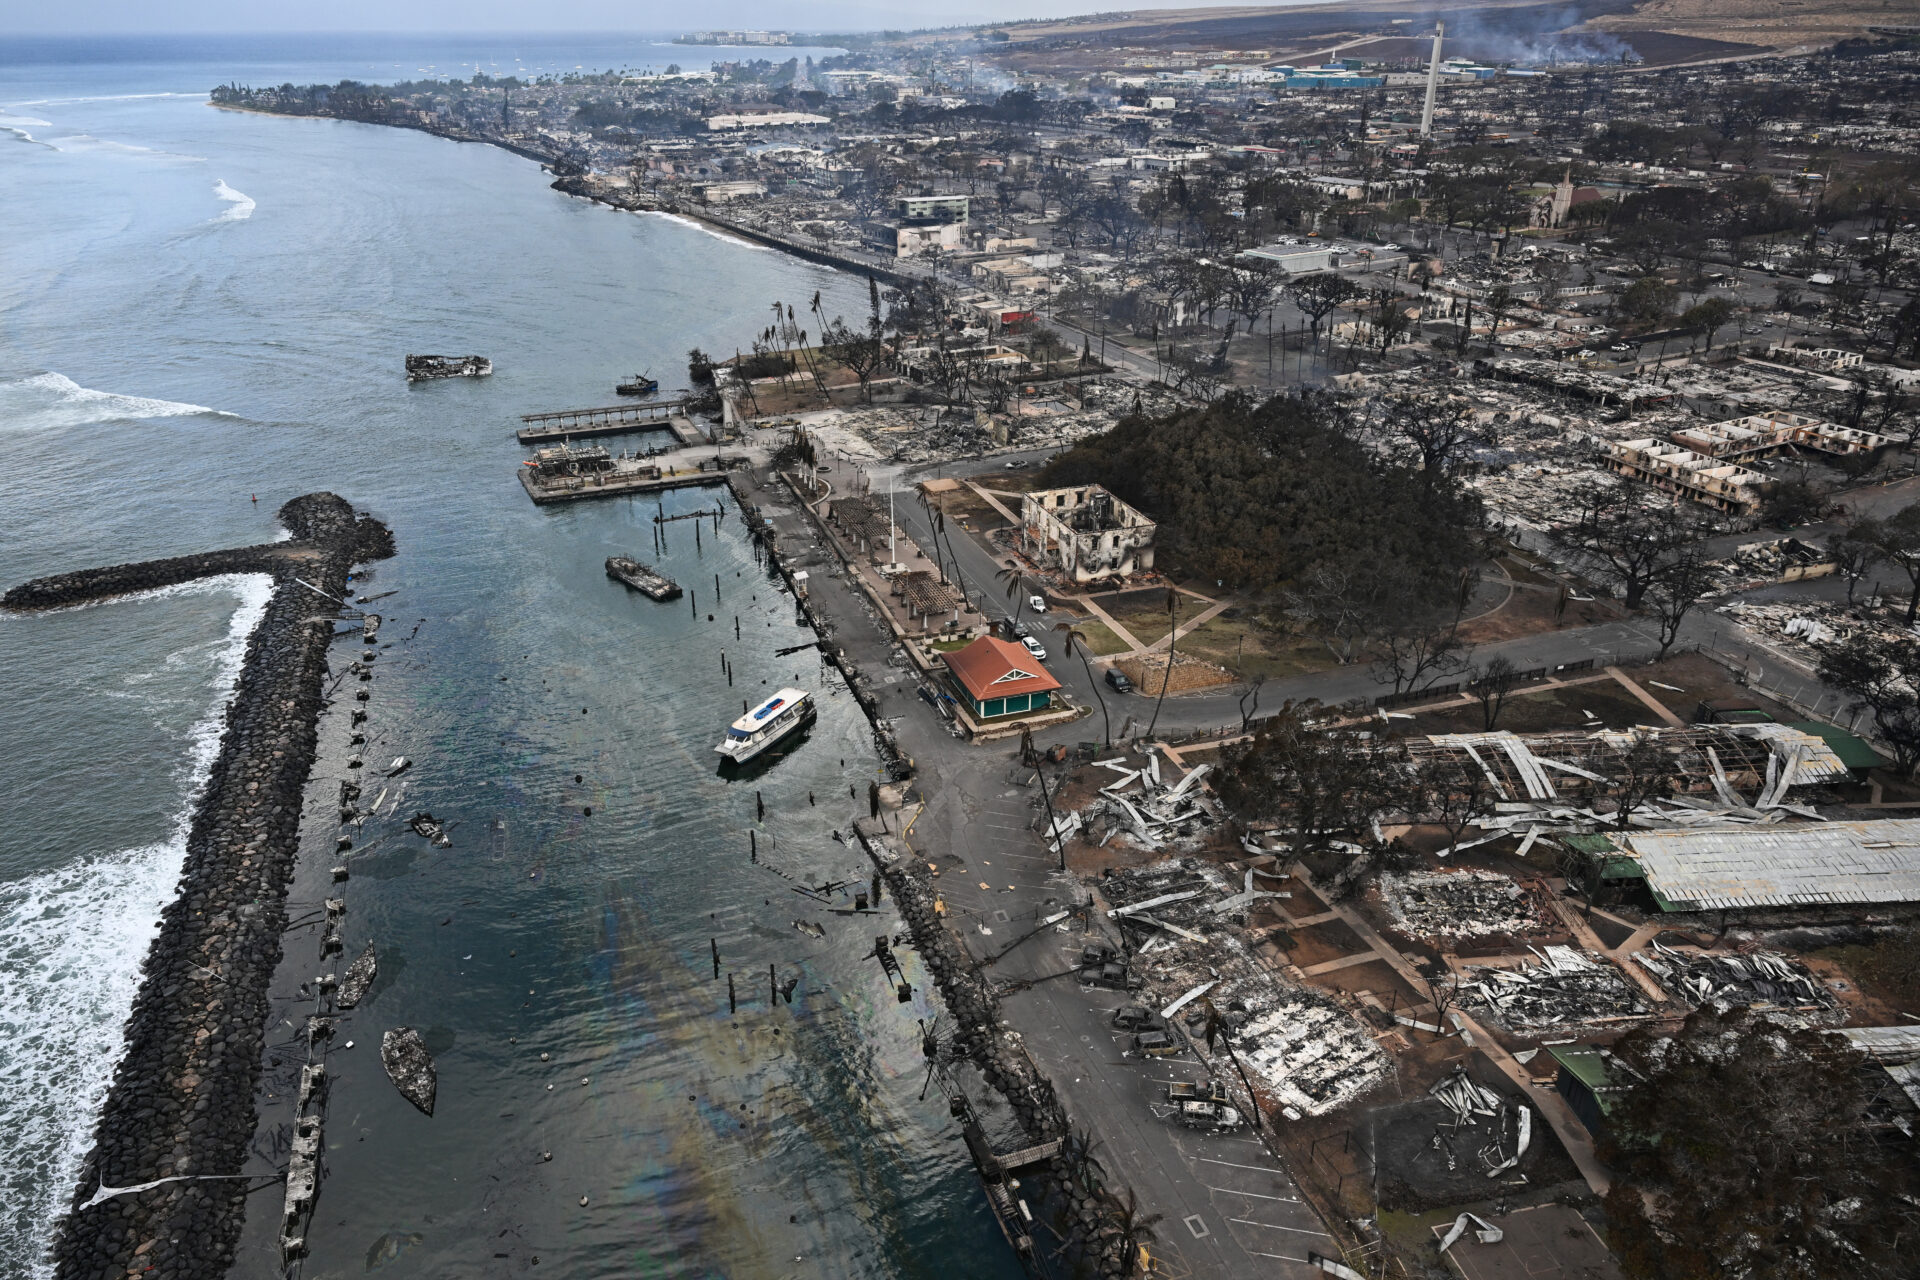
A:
[1421,22,1444,137]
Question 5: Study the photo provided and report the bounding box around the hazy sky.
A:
[5,0,1300,37]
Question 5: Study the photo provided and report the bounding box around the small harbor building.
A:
[942,636,1062,721]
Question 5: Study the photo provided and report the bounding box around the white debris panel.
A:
[1631,941,1837,1012]
[1377,869,1548,941]
[1073,752,1222,851]
[1228,987,1393,1116]
[1622,819,1920,910]
[1462,946,1651,1030]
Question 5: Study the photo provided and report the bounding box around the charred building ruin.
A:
[1018,485,1156,584]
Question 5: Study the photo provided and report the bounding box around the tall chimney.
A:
[1421,22,1444,137]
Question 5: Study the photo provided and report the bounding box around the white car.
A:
[1020,636,1048,662]
[1028,594,1048,614]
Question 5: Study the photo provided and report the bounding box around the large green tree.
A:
[1037,391,1482,598]
[1603,1006,1917,1280]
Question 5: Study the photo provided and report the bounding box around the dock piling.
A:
[711,938,720,979]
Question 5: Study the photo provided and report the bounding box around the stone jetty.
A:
[4,494,393,1280]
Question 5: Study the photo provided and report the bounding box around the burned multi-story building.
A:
[1019,485,1156,583]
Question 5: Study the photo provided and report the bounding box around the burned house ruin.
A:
[1018,485,1156,584]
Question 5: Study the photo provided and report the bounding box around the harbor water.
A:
[0,34,1024,1280]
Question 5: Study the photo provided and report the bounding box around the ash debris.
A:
[1461,946,1651,1031]
[1376,869,1551,942]
[1632,941,1838,1016]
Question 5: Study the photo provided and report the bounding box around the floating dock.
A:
[516,400,700,446]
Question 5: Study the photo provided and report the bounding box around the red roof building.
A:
[942,635,1062,720]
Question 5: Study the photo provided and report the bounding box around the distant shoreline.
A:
[210,97,917,287]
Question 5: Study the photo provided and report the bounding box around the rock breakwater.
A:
[6,494,393,1280]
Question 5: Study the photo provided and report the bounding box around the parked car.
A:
[1132,1030,1179,1057]
[1020,635,1048,661]
[1609,342,1634,352]
[1112,1004,1155,1030]
[1104,667,1134,693]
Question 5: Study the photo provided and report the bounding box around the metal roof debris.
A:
[1631,941,1836,1014]
[1463,947,1651,1030]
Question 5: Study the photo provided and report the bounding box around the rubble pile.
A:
[1376,870,1550,942]
[1632,941,1837,1014]
[1706,538,1833,590]
[1423,1066,1534,1179]
[1717,598,1902,664]
[1461,946,1651,1030]
[1096,856,1236,950]
[1227,983,1394,1117]
[1064,755,1225,855]
[1404,725,1848,828]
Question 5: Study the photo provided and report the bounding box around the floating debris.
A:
[408,812,451,847]
[337,943,377,1010]
[386,756,412,777]
[793,920,825,939]
[405,354,490,381]
[381,1027,437,1116]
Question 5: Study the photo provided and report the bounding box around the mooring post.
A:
[711,938,720,978]
[769,963,776,1007]
[728,973,736,1014]
[750,829,756,859]
[756,790,765,822]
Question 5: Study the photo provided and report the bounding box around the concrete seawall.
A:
[6,494,394,1280]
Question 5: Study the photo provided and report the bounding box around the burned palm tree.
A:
[1198,998,1264,1132]
[1055,624,1111,746]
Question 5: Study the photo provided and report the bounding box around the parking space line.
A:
[1229,1218,1333,1238]
[1197,1157,1283,1173]
[1208,1186,1301,1203]
[1248,1251,1310,1263]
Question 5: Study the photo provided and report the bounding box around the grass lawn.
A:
[1406,678,1666,735]
[1063,619,1130,656]
[927,638,971,652]
[1100,589,1211,647]
[1176,614,1338,682]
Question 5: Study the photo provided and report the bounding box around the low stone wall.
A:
[3,494,394,1280]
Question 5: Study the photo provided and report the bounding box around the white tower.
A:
[1421,22,1444,138]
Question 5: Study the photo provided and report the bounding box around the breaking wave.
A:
[0,372,238,432]
[213,179,254,221]
[641,209,771,251]
[0,573,273,1280]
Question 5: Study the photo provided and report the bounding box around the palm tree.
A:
[1100,1186,1163,1275]
[1144,587,1181,741]
[1055,624,1111,746]
[995,565,1032,638]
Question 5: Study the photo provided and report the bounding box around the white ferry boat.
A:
[715,688,816,764]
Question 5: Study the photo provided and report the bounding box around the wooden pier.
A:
[516,400,701,446]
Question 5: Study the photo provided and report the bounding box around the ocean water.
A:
[0,36,1021,1280]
